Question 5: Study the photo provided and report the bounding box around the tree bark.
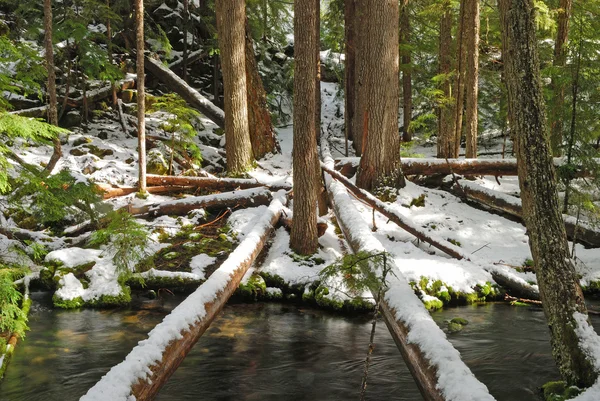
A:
[355,0,403,191]
[43,0,62,174]
[145,174,292,191]
[437,1,455,158]
[464,0,479,158]
[290,0,320,255]
[216,0,254,175]
[182,0,189,82]
[344,0,356,147]
[453,0,468,157]
[549,0,573,157]
[400,0,412,143]
[136,0,146,194]
[499,0,597,387]
[244,20,279,158]
[315,0,321,141]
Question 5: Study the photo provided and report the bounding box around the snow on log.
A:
[334,157,593,178]
[128,187,273,218]
[145,56,225,128]
[10,78,135,119]
[97,184,194,199]
[146,174,292,192]
[321,139,496,401]
[168,49,205,70]
[322,153,540,300]
[456,180,600,248]
[81,194,286,401]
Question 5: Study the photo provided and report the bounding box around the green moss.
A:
[52,295,84,309]
[264,287,284,301]
[409,194,426,207]
[237,274,267,301]
[86,287,131,308]
[447,321,464,333]
[314,286,344,311]
[450,317,468,326]
[540,381,582,401]
[128,274,202,292]
[0,337,6,355]
[422,296,443,311]
[447,238,462,247]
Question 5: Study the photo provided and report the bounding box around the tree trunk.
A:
[145,174,292,191]
[352,0,366,156]
[43,0,62,174]
[344,0,356,147]
[499,0,597,387]
[453,0,468,157]
[182,0,189,82]
[244,20,279,158]
[136,0,146,194]
[464,0,479,158]
[549,0,573,156]
[290,0,320,255]
[216,0,254,175]
[315,0,321,141]
[400,0,412,143]
[437,1,455,158]
[355,0,403,191]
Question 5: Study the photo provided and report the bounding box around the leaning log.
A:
[146,174,292,191]
[97,184,194,199]
[456,180,600,248]
[145,56,226,128]
[10,78,136,119]
[334,157,593,178]
[81,195,286,401]
[129,187,272,217]
[321,139,496,401]
[322,157,540,300]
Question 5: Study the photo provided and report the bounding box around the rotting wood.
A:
[321,139,494,401]
[129,187,273,217]
[146,174,292,191]
[334,157,594,179]
[82,195,286,401]
[10,78,135,119]
[455,180,600,248]
[144,56,225,129]
[321,160,540,300]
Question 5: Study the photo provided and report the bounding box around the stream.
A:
[1,291,599,400]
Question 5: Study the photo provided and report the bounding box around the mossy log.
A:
[455,180,600,248]
[321,162,540,300]
[128,187,273,218]
[144,56,225,129]
[146,174,292,191]
[334,157,594,178]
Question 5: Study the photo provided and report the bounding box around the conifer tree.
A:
[136,0,147,194]
[43,0,62,174]
[464,0,479,158]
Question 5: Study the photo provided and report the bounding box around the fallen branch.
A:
[334,157,594,179]
[97,184,194,199]
[128,187,273,218]
[81,194,286,401]
[456,180,600,248]
[146,174,292,192]
[145,56,225,128]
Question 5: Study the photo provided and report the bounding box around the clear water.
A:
[1,292,599,401]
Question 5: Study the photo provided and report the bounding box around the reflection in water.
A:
[1,293,599,401]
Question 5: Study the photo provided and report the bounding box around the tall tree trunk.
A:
[216,0,254,175]
[355,0,404,191]
[290,0,320,255]
[244,19,279,158]
[182,0,189,82]
[136,0,147,193]
[344,0,356,148]
[315,0,321,141]
[437,0,455,159]
[499,0,597,388]
[43,0,62,174]
[464,0,479,158]
[212,55,221,107]
[453,0,468,157]
[549,0,573,157]
[400,0,412,143]
[352,0,367,156]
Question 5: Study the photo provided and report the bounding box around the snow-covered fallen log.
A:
[145,56,225,129]
[334,157,594,178]
[321,139,496,401]
[456,180,600,248]
[81,193,286,401]
[146,174,292,191]
[322,149,540,300]
[128,187,273,218]
[97,184,194,199]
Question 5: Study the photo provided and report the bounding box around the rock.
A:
[98,131,109,140]
[146,149,169,175]
[72,136,93,147]
[121,89,136,103]
[70,147,88,156]
[61,110,81,128]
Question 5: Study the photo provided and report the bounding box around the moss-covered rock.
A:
[237,274,267,301]
[146,149,169,175]
[541,381,582,401]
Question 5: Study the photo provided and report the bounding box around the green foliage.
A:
[8,169,103,226]
[89,210,151,276]
[0,268,28,338]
